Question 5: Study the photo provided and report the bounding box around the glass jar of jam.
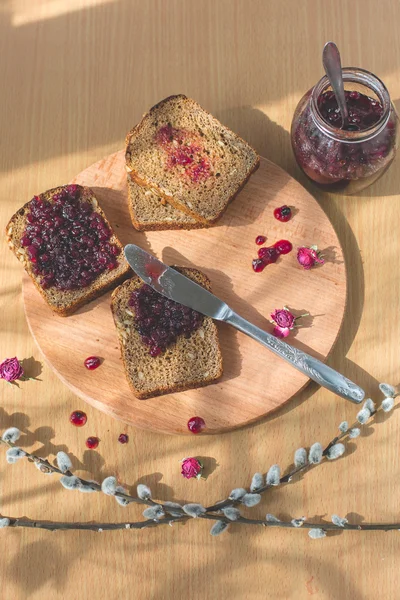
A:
[291,68,398,194]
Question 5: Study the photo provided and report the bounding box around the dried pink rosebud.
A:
[0,357,24,382]
[181,457,203,480]
[297,246,325,270]
[270,308,296,330]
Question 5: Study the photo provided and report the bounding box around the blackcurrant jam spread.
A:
[20,185,120,291]
[129,284,203,357]
[318,90,383,131]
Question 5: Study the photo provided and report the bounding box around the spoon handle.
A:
[322,42,348,125]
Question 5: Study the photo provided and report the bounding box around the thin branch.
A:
[0,438,157,508]
[2,513,400,532]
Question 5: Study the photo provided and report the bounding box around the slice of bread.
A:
[111,268,223,399]
[125,95,260,224]
[127,177,205,231]
[6,185,131,316]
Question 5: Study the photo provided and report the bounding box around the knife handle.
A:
[225,311,365,404]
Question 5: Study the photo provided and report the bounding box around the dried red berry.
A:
[70,410,87,427]
[84,356,101,370]
[255,235,267,245]
[274,205,292,222]
[187,416,205,434]
[86,436,99,449]
[118,433,129,444]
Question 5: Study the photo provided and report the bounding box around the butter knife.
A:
[124,244,365,404]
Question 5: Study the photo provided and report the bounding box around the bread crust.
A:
[6,185,131,316]
[125,95,260,225]
[111,268,223,399]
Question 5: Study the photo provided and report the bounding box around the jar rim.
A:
[310,67,391,143]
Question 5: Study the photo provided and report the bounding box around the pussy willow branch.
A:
[1,387,398,534]
[0,438,156,507]
[205,414,371,512]
[2,513,400,533]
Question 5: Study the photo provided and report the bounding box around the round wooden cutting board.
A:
[22,151,347,435]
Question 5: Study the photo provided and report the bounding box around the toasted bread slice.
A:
[111,268,223,399]
[127,177,204,231]
[125,95,260,224]
[6,185,130,316]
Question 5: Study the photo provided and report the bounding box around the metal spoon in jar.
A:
[322,42,349,129]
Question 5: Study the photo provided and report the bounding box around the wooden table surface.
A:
[1,1,400,598]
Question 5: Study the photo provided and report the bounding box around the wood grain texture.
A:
[22,152,346,434]
[1,1,400,599]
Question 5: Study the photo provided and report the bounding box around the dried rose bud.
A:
[270,306,308,339]
[181,457,203,480]
[270,308,296,329]
[0,357,24,382]
[297,246,325,270]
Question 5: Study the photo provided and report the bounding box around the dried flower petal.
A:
[60,475,81,490]
[308,443,323,464]
[222,507,241,521]
[338,421,348,433]
[143,506,164,520]
[308,528,326,539]
[357,407,371,425]
[250,472,263,492]
[0,518,10,528]
[183,503,206,518]
[382,397,395,412]
[101,476,117,496]
[272,325,291,338]
[229,488,247,501]
[210,521,229,536]
[294,448,308,468]
[137,484,152,500]
[379,383,396,398]
[266,514,280,523]
[56,451,72,474]
[241,493,261,507]
[331,514,348,527]
[349,428,361,439]
[1,427,21,443]
[266,464,280,486]
[326,443,345,460]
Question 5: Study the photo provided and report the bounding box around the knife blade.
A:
[124,244,365,404]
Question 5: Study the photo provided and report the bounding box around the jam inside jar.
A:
[291,68,399,194]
